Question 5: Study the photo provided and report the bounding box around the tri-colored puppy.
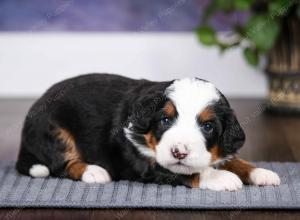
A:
[16,74,280,191]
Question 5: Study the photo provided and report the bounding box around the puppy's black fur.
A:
[16,73,245,187]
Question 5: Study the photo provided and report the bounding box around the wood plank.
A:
[0,209,300,220]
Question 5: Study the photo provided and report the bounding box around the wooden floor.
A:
[0,98,300,219]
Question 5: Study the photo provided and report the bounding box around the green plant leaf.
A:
[243,47,258,66]
[233,0,253,10]
[269,0,288,16]
[218,39,241,53]
[215,0,233,11]
[245,15,280,52]
[196,26,218,46]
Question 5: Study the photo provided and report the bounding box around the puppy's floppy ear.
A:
[219,107,245,156]
[129,91,165,134]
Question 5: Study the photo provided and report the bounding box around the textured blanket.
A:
[0,161,299,209]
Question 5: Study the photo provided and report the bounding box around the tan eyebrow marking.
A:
[199,107,215,122]
[163,100,176,117]
[143,101,177,152]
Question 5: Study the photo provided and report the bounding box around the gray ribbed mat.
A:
[0,161,299,209]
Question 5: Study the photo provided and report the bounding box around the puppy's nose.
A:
[171,147,188,160]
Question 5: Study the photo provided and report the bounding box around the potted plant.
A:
[197,0,300,113]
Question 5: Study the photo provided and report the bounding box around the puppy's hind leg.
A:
[16,144,50,178]
[56,127,111,183]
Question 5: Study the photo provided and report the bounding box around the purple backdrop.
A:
[0,0,247,31]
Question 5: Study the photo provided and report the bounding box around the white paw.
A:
[199,167,243,191]
[250,168,280,186]
[81,165,111,184]
[29,164,50,178]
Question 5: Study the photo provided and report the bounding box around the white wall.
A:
[0,33,267,98]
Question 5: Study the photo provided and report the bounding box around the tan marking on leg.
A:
[188,174,200,188]
[219,158,255,184]
[66,161,87,180]
[56,127,87,180]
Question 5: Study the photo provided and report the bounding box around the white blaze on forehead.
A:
[166,78,220,116]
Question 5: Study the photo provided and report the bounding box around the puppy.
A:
[16,74,280,191]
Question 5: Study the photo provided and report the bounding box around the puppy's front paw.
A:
[199,168,243,191]
[250,168,280,186]
[81,165,111,184]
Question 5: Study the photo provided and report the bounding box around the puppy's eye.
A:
[161,117,171,126]
[202,122,213,133]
